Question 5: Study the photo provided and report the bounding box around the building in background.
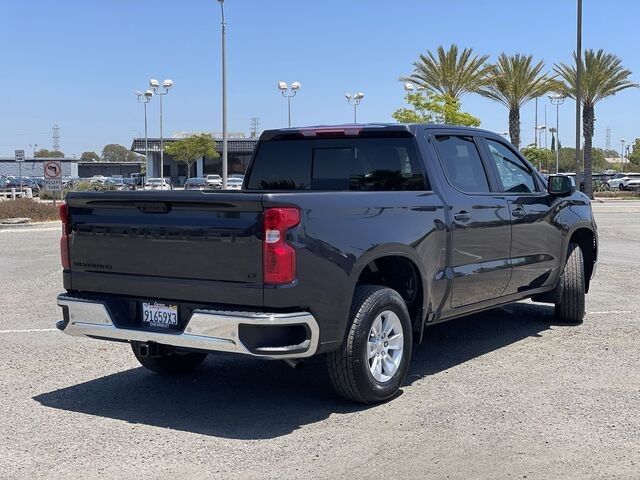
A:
[130,132,258,183]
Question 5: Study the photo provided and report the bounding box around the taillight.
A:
[263,207,300,285]
[59,202,70,269]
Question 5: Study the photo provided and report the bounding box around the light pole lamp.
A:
[345,92,364,123]
[136,89,153,177]
[278,81,301,127]
[149,78,173,181]
[549,93,566,173]
[621,138,626,173]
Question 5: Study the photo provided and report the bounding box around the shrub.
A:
[0,198,59,222]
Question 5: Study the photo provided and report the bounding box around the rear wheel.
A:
[327,285,412,404]
[131,342,207,375]
[554,243,586,324]
[619,184,625,191]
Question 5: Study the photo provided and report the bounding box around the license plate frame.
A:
[141,302,179,328]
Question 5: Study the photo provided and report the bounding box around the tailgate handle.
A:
[136,202,170,214]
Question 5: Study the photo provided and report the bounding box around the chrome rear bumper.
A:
[57,295,319,359]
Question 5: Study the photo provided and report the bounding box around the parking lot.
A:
[1,201,639,479]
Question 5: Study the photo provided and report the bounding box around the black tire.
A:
[554,243,586,324]
[327,285,413,404]
[131,342,207,375]
[619,184,625,191]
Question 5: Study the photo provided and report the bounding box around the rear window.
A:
[246,137,428,191]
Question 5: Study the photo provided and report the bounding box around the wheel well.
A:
[569,228,596,293]
[356,256,424,329]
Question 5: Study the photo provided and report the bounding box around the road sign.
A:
[15,149,25,162]
[44,160,62,180]
[45,179,63,192]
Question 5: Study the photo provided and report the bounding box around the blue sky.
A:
[1,0,638,157]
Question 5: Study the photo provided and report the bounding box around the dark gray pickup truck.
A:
[56,124,597,403]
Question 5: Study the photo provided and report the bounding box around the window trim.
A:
[478,136,544,196]
[430,133,500,196]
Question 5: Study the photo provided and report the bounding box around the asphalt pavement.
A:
[1,202,639,479]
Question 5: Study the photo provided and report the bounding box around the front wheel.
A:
[554,243,586,324]
[327,285,413,404]
[131,342,207,375]
[619,184,626,191]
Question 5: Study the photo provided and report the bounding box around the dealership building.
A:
[130,133,258,183]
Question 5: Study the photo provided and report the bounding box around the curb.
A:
[0,220,61,231]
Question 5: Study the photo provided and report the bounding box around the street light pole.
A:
[621,139,626,173]
[575,0,583,186]
[136,90,153,178]
[549,93,566,173]
[218,0,228,189]
[277,81,301,127]
[345,92,364,123]
[150,79,173,181]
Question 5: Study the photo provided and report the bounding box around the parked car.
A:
[56,124,598,404]
[625,178,640,191]
[119,178,138,191]
[206,174,223,189]
[184,178,210,191]
[5,178,40,196]
[608,173,640,190]
[130,173,145,187]
[143,178,172,191]
[225,177,243,190]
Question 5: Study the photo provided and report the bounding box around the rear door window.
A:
[434,135,491,193]
[246,137,428,191]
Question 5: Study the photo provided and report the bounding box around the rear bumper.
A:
[57,294,319,359]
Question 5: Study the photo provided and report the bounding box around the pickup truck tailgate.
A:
[64,191,264,306]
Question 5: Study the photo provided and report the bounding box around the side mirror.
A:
[548,175,575,196]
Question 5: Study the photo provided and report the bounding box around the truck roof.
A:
[260,123,502,141]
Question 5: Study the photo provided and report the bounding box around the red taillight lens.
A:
[59,202,70,269]
[263,207,300,285]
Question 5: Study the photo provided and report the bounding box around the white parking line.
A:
[0,227,60,233]
[0,328,57,333]
[586,310,636,315]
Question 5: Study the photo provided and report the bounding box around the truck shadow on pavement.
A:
[34,301,564,440]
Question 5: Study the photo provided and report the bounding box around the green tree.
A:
[34,148,64,158]
[479,53,559,149]
[401,44,492,100]
[165,134,218,179]
[80,151,100,162]
[392,92,480,127]
[628,139,640,167]
[101,144,143,163]
[555,49,637,197]
[520,146,555,172]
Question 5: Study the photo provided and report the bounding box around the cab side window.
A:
[486,139,538,194]
[434,135,491,193]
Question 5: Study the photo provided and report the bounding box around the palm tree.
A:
[479,53,559,149]
[402,44,492,101]
[555,49,637,198]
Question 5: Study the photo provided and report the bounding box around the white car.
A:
[225,178,243,190]
[144,178,171,191]
[608,173,640,191]
[206,174,223,189]
[626,178,640,191]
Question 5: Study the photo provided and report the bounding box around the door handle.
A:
[453,211,471,222]
[511,205,526,218]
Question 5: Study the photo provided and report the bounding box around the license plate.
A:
[142,302,178,328]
